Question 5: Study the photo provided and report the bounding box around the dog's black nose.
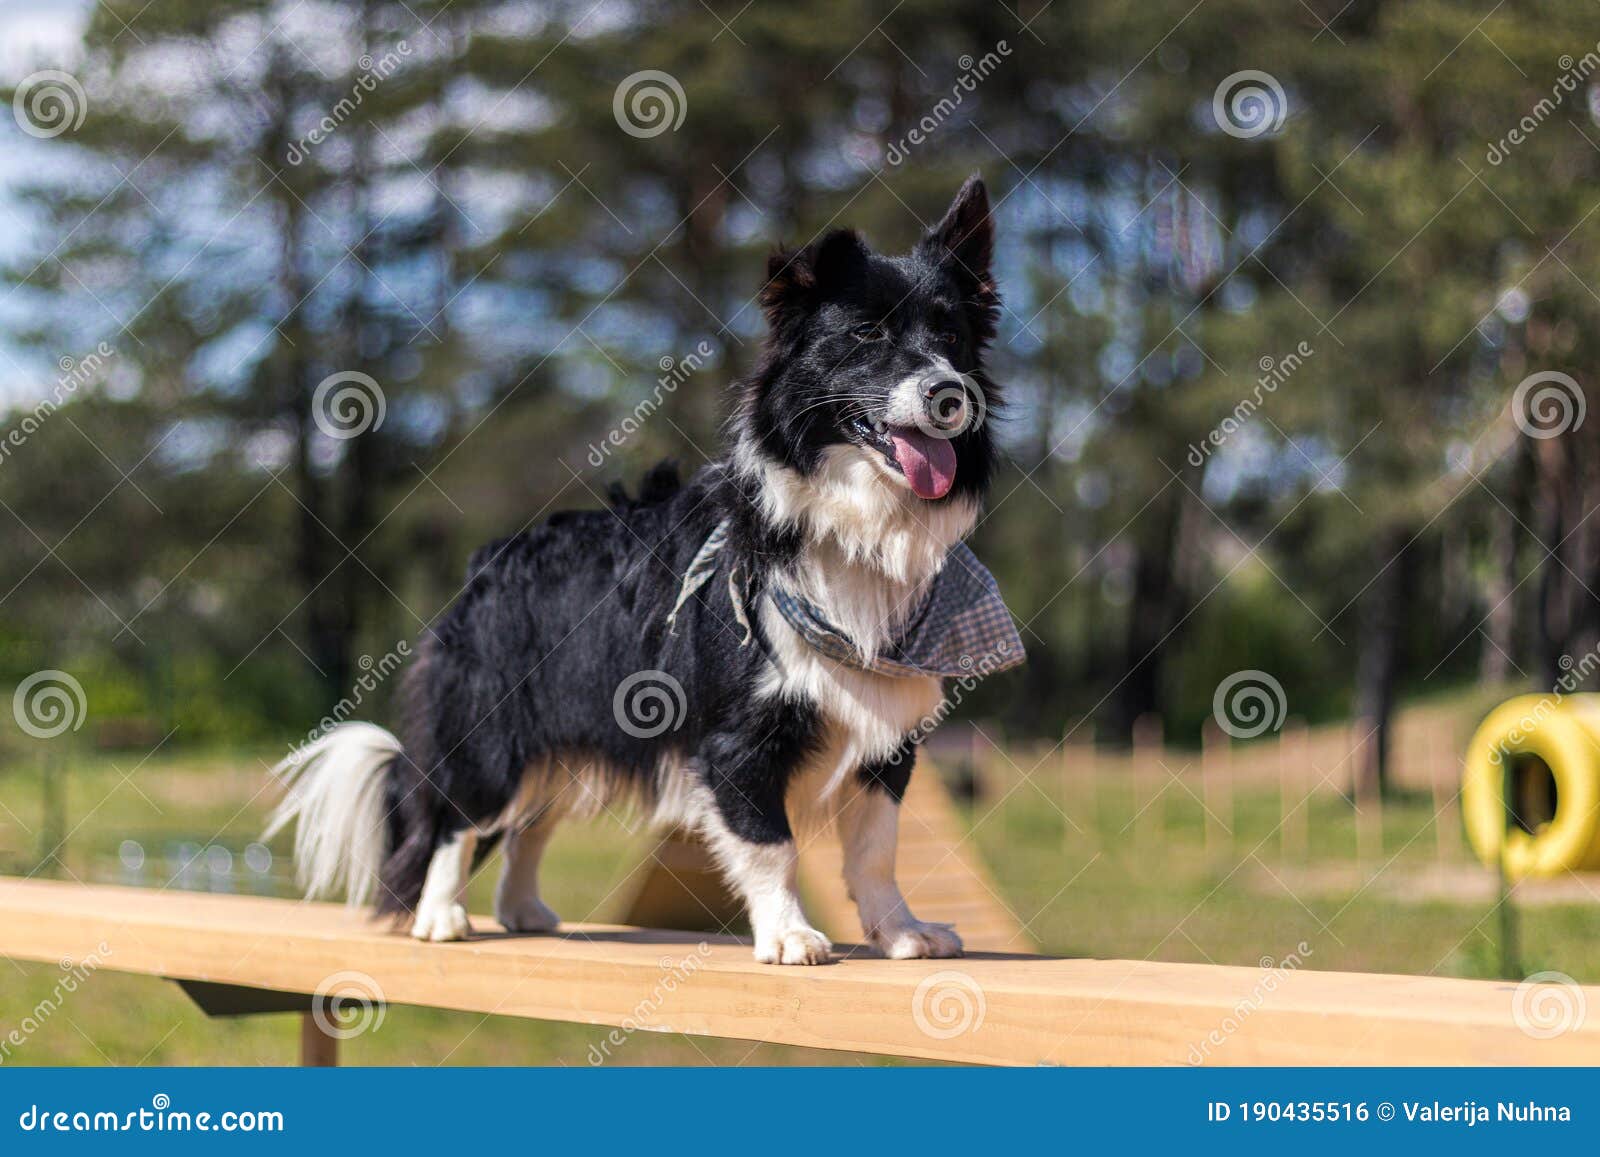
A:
[919,371,973,433]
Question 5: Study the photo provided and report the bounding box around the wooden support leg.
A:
[300,1009,338,1067]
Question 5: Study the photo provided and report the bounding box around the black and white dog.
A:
[267,175,1022,964]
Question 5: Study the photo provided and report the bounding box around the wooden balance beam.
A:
[1,876,1595,1066]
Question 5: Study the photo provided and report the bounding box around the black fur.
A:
[373,175,1001,916]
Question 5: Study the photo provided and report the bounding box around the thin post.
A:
[1499,755,1520,979]
[1132,715,1162,850]
[1201,720,1231,861]
[1279,720,1308,861]
[300,1009,338,1067]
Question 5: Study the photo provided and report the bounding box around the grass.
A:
[1,739,1595,1066]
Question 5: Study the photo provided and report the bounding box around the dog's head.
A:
[739,175,999,508]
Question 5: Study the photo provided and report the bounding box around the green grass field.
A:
[1,741,1595,1066]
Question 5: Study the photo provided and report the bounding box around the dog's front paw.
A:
[874,920,963,960]
[754,926,833,966]
[412,901,472,942]
[495,896,560,933]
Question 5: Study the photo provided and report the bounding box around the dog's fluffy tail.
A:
[264,722,401,907]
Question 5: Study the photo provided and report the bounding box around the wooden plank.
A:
[1,877,1594,1066]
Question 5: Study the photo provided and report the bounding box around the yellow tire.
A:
[1462,693,1600,877]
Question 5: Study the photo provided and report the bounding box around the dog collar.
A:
[668,520,1025,680]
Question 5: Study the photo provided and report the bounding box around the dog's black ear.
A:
[918,174,993,283]
[919,175,999,344]
[759,229,868,325]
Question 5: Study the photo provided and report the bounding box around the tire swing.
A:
[1462,694,1600,877]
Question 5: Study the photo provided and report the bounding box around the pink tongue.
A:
[888,428,957,499]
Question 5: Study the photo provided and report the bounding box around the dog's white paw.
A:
[495,896,560,933]
[754,926,833,966]
[412,901,472,942]
[874,920,963,960]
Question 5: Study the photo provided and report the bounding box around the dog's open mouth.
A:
[850,417,957,500]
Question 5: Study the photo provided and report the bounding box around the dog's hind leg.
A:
[839,750,962,959]
[494,812,562,933]
[411,826,477,941]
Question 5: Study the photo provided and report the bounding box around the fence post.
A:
[1132,715,1163,851]
[1201,720,1231,862]
[1279,719,1308,861]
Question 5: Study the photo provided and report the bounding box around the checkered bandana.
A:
[668,520,1025,680]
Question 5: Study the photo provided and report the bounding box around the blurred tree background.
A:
[2,0,1599,793]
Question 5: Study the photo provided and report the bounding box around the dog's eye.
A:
[852,322,886,342]
[937,331,959,345]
